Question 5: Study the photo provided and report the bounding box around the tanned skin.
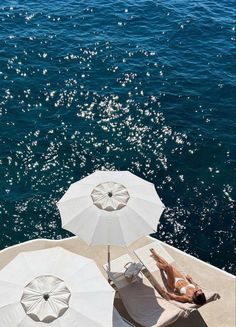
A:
[150,248,204,303]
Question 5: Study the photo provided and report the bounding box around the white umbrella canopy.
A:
[0,247,115,327]
[57,170,165,247]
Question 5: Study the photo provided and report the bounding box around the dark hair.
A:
[193,291,206,305]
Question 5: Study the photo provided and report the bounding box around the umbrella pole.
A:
[107,245,111,280]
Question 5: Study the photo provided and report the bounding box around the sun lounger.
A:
[104,254,185,327]
[134,241,220,315]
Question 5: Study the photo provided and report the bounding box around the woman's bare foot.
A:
[150,248,158,261]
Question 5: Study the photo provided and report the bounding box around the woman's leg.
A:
[150,248,185,290]
[150,248,168,265]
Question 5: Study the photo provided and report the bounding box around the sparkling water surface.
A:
[0,0,235,274]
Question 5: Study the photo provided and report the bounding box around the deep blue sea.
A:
[0,0,235,274]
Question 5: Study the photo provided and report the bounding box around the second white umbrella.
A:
[0,247,115,327]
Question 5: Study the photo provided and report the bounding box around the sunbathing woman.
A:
[150,248,206,305]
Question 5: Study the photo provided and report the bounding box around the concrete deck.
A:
[0,236,235,327]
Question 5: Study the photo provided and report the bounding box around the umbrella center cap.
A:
[43,293,50,301]
[91,181,130,211]
[21,275,71,323]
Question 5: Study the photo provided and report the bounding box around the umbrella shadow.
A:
[114,275,167,327]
